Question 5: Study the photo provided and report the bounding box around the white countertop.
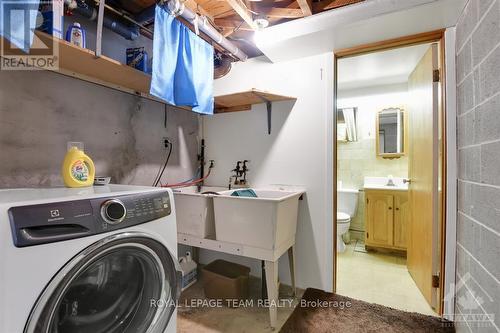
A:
[363,177,408,192]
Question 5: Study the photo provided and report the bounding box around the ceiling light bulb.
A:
[254,15,269,29]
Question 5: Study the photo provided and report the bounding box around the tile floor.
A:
[336,240,437,316]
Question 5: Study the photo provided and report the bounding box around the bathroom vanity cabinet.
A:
[365,189,409,251]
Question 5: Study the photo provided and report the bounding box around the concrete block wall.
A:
[455,0,500,331]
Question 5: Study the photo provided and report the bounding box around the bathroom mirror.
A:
[376,107,406,158]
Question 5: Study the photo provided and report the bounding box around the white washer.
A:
[0,185,181,333]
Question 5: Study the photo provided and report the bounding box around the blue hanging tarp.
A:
[0,0,40,52]
[150,5,214,115]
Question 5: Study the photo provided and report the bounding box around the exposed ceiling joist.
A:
[313,0,364,13]
[224,0,258,30]
[263,7,304,18]
[296,0,313,16]
[184,0,215,22]
[214,18,253,31]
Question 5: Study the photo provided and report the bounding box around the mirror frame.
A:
[375,106,408,159]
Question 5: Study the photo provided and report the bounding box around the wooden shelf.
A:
[3,33,296,115]
[214,89,297,114]
[0,32,156,100]
[31,32,153,98]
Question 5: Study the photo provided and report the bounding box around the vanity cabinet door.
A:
[393,192,409,249]
[365,193,394,247]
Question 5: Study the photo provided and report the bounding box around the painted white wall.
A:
[201,54,335,291]
[199,29,457,298]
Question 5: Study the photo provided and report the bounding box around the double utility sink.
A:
[174,187,304,250]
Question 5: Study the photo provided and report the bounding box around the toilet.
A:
[337,188,359,252]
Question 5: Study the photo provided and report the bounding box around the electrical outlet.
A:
[162,137,171,148]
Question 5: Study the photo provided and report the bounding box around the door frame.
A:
[332,29,454,317]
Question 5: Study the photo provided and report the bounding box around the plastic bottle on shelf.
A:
[65,22,86,48]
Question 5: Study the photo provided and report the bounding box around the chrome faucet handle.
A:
[403,178,412,184]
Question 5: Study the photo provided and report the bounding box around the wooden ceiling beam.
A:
[261,7,303,18]
[296,0,313,16]
[184,0,215,22]
[313,0,364,13]
[224,0,258,30]
[214,18,253,31]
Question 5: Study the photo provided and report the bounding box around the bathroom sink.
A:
[213,188,305,249]
[363,177,408,191]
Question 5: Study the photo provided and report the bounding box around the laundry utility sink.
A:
[363,177,408,191]
[173,186,226,238]
[213,188,304,250]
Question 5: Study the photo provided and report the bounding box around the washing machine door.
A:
[25,232,182,333]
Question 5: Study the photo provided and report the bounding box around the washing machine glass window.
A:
[24,233,181,333]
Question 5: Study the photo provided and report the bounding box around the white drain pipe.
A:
[159,0,249,61]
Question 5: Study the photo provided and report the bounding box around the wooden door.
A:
[393,192,409,249]
[365,193,393,247]
[407,44,440,309]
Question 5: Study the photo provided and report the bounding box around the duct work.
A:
[73,3,140,40]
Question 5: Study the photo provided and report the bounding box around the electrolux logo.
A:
[1,0,59,70]
[48,208,63,222]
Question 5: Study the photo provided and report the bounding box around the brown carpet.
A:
[280,288,454,333]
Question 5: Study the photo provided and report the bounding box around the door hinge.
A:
[433,69,441,83]
[367,198,369,204]
[366,233,369,239]
[432,274,440,288]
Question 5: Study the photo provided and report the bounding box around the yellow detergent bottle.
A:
[62,142,95,188]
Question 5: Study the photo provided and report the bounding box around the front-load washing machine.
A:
[0,185,181,333]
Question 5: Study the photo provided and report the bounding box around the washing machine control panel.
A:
[8,190,172,247]
[100,199,127,225]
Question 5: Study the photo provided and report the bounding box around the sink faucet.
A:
[229,160,250,189]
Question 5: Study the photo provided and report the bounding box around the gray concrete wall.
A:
[0,69,199,187]
[455,0,500,331]
[0,11,199,188]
